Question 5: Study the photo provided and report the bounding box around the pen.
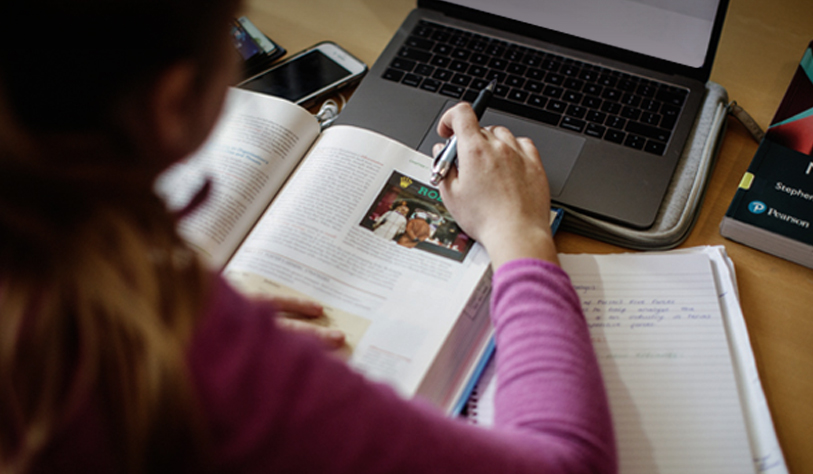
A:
[430,79,497,186]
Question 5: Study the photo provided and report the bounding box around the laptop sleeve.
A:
[559,81,729,250]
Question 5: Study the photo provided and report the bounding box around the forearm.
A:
[490,258,617,473]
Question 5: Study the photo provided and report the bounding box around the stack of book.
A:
[720,41,813,268]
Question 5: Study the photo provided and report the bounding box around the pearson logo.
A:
[748,201,767,214]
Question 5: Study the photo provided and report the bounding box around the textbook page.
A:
[223,125,493,406]
[671,247,788,474]
[467,250,755,474]
[156,88,321,268]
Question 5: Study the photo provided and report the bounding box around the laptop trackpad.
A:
[417,101,584,197]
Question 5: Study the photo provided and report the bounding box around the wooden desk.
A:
[245,1,813,472]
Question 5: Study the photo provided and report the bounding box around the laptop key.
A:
[547,100,566,114]
[433,69,453,81]
[412,24,433,38]
[656,88,686,107]
[420,79,441,93]
[601,102,622,115]
[541,59,561,71]
[624,134,646,150]
[625,121,671,143]
[564,78,584,91]
[506,75,525,88]
[606,116,626,129]
[561,64,580,77]
[560,116,586,133]
[584,84,603,96]
[523,80,543,93]
[543,85,563,99]
[525,68,545,80]
[507,63,527,75]
[402,74,422,87]
[494,84,510,97]
[415,64,435,76]
[485,71,507,83]
[452,73,472,87]
[637,83,657,97]
[641,99,661,113]
[391,58,416,72]
[545,73,564,86]
[640,112,660,126]
[452,48,471,60]
[485,44,505,56]
[523,55,542,67]
[583,96,602,109]
[450,35,469,47]
[469,41,488,52]
[620,106,641,121]
[586,110,607,123]
[598,75,617,87]
[450,60,468,72]
[430,30,451,42]
[488,58,508,70]
[470,53,490,65]
[621,93,641,108]
[563,91,583,103]
[471,78,489,90]
[585,123,606,138]
[605,129,626,144]
[644,140,667,155]
[601,89,621,101]
[579,69,599,82]
[405,36,435,51]
[439,83,465,99]
[504,49,523,62]
[468,65,488,77]
[528,94,548,108]
[618,79,637,92]
[508,89,529,102]
[382,68,405,82]
[433,43,453,55]
[430,56,451,68]
[398,47,432,63]
[566,105,587,119]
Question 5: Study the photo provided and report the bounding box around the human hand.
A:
[266,296,346,350]
[433,103,559,268]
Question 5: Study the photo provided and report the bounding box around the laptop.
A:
[336,0,729,229]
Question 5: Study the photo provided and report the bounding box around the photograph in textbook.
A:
[360,171,474,262]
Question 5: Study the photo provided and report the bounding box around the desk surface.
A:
[245,1,813,472]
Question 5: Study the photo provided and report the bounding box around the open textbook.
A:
[156,87,497,413]
[464,246,787,474]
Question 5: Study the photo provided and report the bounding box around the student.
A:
[0,0,616,472]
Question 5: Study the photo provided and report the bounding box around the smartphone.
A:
[231,17,286,79]
[238,41,368,108]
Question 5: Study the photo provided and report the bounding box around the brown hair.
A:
[0,0,239,471]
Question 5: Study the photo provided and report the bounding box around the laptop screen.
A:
[443,0,721,69]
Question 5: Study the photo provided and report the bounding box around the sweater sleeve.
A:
[188,262,616,474]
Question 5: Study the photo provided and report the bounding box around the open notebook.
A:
[463,246,787,474]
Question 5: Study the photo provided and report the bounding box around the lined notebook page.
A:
[558,252,754,473]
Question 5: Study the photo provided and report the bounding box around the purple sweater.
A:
[36,259,616,472]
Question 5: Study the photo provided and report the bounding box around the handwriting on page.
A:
[559,253,754,474]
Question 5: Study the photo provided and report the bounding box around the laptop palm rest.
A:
[417,101,584,197]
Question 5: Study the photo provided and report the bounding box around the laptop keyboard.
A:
[381,20,689,156]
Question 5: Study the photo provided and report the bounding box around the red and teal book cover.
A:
[765,40,813,155]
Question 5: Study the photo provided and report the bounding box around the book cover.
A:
[720,41,813,267]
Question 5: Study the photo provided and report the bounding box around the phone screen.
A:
[241,50,352,103]
[231,17,278,60]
